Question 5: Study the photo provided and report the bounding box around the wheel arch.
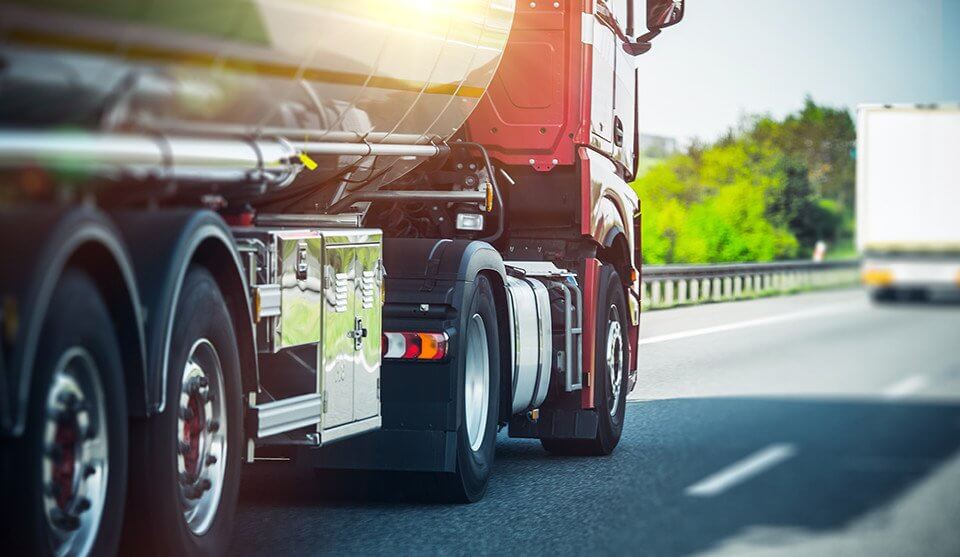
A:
[112,210,258,416]
[598,227,632,284]
[0,207,147,437]
[476,268,513,425]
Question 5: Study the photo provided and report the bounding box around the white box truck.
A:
[857,104,960,301]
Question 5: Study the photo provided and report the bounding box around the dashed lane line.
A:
[685,443,798,497]
[882,374,928,399]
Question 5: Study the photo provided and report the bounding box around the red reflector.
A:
[402,333,422,359]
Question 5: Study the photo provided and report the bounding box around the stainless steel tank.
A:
[0,0,515,196]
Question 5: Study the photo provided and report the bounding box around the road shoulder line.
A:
[639,303,860,346]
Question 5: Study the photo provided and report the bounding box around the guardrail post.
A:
[734,276,743,298]
[678,279,688,304]
[664,280,675,307]
[651,280,662,308]
[690,278,699,303]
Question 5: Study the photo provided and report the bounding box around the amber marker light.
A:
[862,268,894,287]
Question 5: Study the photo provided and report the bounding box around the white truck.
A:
[857,104,960,301]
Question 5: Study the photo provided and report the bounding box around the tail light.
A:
[382,331,449,361]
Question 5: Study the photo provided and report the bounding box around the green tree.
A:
[749,95,856,208]
[633,97,852,263]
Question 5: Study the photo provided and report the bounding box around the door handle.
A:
[350,317,367,350]
[614,116,624,147]
[296,242,308,281]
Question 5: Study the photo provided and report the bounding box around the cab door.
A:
[613,25,637,177]
[590,2,617,155]
[593,0,636,176]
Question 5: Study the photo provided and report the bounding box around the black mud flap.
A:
[507,408,600,440]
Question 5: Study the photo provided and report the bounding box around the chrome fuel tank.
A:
[0,0,515,193]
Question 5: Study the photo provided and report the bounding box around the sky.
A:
[637,0,960,143]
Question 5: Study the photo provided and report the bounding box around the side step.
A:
[251,393,322,439]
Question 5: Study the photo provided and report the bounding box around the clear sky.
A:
[637,0,960,143]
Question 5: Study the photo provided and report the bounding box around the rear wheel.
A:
[123,266,242,556]
[6,270,128,556]
[871,287,927,303]
[542,265,628,456]
[437,274,500,503]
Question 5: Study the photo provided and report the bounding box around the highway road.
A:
[231,288,960,556]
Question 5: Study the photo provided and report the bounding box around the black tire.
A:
[871,287,927,303]
[542,265,628,456]
[436,274,501,503]
[4,270,128,556]
[122,266,243,556]
[870,287,897,303]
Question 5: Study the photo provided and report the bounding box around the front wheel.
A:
[122,266,243,556]
[436,274,501,503]
[542,265,628,456]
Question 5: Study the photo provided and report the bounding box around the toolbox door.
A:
[353,243,382,421]
[320,244,356,429]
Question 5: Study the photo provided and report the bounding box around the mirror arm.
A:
[623,28,660,56]
[636,28,662,44]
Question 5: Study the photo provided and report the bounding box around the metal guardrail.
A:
[641,260,860,310]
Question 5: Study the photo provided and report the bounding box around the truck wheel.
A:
[6,269,128,557]
[870,288,897,303]
[437,274,501,503]
[123,266,242,556]
[542,265,628,456]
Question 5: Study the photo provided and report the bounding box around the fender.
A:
[579,147,638,256]
[382,238,506,287]
[111,209,258,415]
[0,206,146,437]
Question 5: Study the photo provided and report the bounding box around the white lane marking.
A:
[882,374,928,399]
[685,443,797,497]
[640,304,859,346]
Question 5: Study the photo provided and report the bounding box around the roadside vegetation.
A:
[633,97,856,264]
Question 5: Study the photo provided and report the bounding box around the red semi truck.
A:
[0,1,684,555]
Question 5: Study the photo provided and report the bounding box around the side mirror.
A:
[624,0,684,56]
[647,0,684,30]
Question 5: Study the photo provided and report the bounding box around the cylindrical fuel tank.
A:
[0,0,515,194]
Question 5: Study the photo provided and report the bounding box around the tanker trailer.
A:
[0,0,684,555]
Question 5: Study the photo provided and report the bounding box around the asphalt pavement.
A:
[231,288,960,556]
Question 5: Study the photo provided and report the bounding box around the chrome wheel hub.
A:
[605,305,624,417]
[177,339,227,536]
[464,313,490,452]
[41,348,108,557]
